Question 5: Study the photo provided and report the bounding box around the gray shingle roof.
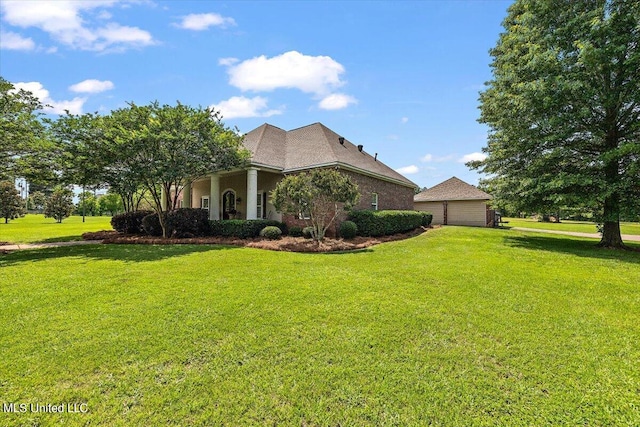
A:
[242,122,416,188]
[414,176,492,202]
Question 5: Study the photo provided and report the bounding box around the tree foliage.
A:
[101,101,248,237]
[272,169,360,241]
[44,187,74,223]
[0,180,25,223]
[472,0,640,248]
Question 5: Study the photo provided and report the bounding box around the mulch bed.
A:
[82,228,430,253]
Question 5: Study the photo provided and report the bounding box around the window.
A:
[371,193,379,210]
[201,196,209,211]
[298,200,311,220]
[256,191,267,219]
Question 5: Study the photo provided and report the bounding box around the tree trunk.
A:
[598,194,625,248]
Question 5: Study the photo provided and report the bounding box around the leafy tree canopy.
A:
[0,180,25,224]
[472,0,640,248]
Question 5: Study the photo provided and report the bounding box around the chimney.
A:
[357,144,363,152]
[374,153,378,161]
[338,137,345,145]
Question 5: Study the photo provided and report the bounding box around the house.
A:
[414,176,492,227]
[176,123,417,227]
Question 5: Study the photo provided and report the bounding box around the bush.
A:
[288,226,303,237]
[260,226,282,240]
[142,208,212,238]
[111,210,153,234]
[348,210,425,237]
[210,219,286,239]
[302,226,314,239]
[339,220,358,239]
[141,212,163,236]
[420,212,433,227]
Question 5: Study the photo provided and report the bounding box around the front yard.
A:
[0,214,113,244]
[1,226,639,425]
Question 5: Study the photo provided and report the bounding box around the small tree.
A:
[272,169,360,241]
[29,190,46,213]
[44,187,74,223]
[98,192,123,216]
[0,180,24,223]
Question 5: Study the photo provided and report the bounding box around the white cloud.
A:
[218,57,239,66]
[318,93,357,110]
[69,79,114,94]
[224,51,346,96]
[396,165,419,175]
[0,1,155,52]
[401,117,409,124]
[459,152,487,163]
[13,81,86,115]
[175,13,236,31]
[210,96,282,119]
[0,30,35,50]
[421,153,456,163]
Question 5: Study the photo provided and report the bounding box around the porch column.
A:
[161,187,167,210]
[183,182,191,208]
[210,174,220,220]
[246,168,258,220]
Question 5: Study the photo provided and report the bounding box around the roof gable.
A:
[414,176,492,202]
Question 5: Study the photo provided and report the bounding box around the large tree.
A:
[0,180,24,223]
[472,0,640,248]
[44,187,74,223]
[103,101,248,237]
[272,169,360,241]
[0,77,57,185]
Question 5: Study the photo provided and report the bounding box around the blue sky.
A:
[1,0,513,188]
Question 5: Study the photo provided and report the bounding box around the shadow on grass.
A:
[504,234,640,264]
[0,243,238,267]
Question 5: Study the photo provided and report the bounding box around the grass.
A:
[504,217,640,235]
[0,214,113,244]
[1,227,639,426]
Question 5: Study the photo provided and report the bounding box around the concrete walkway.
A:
[511,227,640,242]
[0,240,103,252]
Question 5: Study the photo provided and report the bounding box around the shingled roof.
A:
[414,176,492,202]
[242,122,416,188]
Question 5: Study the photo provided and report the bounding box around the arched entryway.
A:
[222,189,237,220]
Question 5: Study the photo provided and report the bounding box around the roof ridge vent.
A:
[338,137,345,145]
[357,144,363,152]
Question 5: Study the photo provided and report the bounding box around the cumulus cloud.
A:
[395,165,419,175]
[459,152,487,163]
[401,117,409,124]
[0,0,155,52]
[318,93,357,110]
[175,13,236,30]
[218,57,239,66]
[69,79,114,94]
[210,96,282,119]
[421,154,433,162]
[224,51,346,95]
[421,153,456,163]
[0,30,35,50]
[13,81,86,115]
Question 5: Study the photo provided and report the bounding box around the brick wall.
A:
[281,169,415,236]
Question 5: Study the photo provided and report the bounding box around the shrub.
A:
[348,210,425,237]
[420,212,433,227]
[142,208,212,238]
[302,226,314,239]
[260,226,282,240]
[339,220,358,239]
[288,226,303,237]
[111,210,153,234]
[210,219,286,239]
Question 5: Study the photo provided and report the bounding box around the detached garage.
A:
[414,177,492,227]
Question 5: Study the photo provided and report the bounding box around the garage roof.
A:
[414,176,492,202]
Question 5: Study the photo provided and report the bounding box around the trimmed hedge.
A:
[339,220,358,239]
[210,219,286,239]
[260,226,282,240]
[111,210,153,234]
[302,226,314,239]
[141,208,212,238]
[420,212,433,227]
[288,226,303,237]
[348,210,428,237]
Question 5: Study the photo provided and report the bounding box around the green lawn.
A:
[0,214,113,244]
[1,227,639,426]
[503,217,640,235]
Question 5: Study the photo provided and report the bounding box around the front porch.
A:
[177,168,283,221]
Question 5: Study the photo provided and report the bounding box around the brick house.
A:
[174,122,417,228]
